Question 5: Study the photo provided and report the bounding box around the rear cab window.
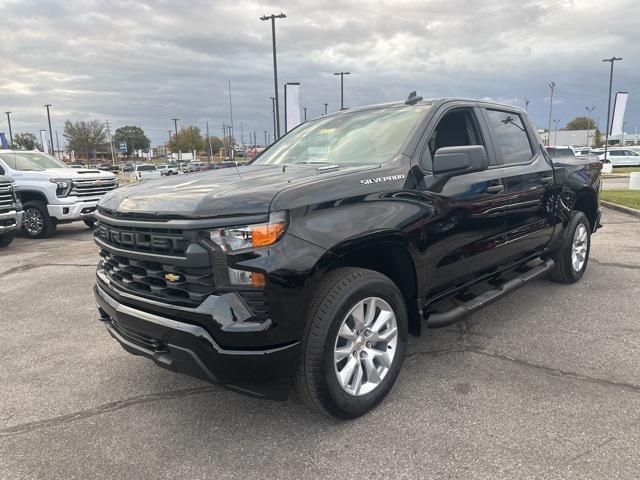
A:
[484,109,534,165]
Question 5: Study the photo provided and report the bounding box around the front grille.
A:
[99,249,214,306]
[0,183,14,212]
[95,221,190,255]
[71,178,117,197]
[111,318,167,352]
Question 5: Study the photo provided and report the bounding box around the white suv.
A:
[0,150,117,238]
[596,148,640,166]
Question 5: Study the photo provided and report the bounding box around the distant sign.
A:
[119,142,127,153]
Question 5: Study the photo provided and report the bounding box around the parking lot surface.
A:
[1,208,639,479]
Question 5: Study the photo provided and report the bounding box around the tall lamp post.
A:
[333,72,351,110]
[4,112,13,148]
[260,12,286,139]
[172,118,181,164]
[44,104,54,156]
[546,82,555,146]
[602,57,622,160]
[303,107,307,122]
[524,98,530,112]
[323,103,328,115]
[585,106,596,146]
[270,96,276,141]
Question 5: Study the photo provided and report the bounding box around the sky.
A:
[1,0,639,148]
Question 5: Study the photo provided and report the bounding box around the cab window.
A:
[484,110,534,165]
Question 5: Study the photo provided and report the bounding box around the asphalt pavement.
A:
[1,208,639,479]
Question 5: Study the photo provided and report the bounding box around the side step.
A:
[425,258,555,329]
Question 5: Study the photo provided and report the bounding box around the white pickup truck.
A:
[0,150,118,238]
[133,164,162,181]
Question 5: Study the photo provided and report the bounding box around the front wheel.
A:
[295,268,408,419]
[22,201,56,239]
[549,210,590,283]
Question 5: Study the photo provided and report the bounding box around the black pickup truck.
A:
[0,176,22,247]
[93,96,602,418]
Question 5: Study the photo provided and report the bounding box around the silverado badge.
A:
[165,273,182,282]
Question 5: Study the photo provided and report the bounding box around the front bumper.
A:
[0,209,22,233]
[48,199,99,221]
[95,284,299,400]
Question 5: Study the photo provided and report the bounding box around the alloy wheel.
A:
[333,297,398,396]
[571,223,588,272]
[23,207,44,236]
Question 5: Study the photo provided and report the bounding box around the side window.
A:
[485,109,534,165]
[422,108,483,170]
[610,150,623,156]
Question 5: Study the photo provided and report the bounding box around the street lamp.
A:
[585,106,596,146]
[270,96,276,140]
[4,112,13,148]
[303,107,307,122]
[524,98,530,112]
[602,57,623,160]
[44,104,54,156]
[260,12,286,139]
[333,72,351,110]
[172,118,181,163]
[323,103,328,115]
[546,82,555,146]
[553,119,561,146]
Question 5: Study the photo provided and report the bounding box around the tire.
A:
[83,218,97,229]
[21,201,57,239]
[294,268,408,419]
[0,231,16,247]
[549,211,590,284]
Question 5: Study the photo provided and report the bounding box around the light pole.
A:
[524,98,530,112]
[172,118,181,163]
[44,104,54,156]
[206,120,212,164]
[303,107,307,122]
[333,72,351,110]
[4,112,13,148]
[546,82,555,146]
[602,57,622,159]
[270,96,276,141]
[553,119,561,146]
[585,106,596,146]
[264,130,268,147]
[260,12,286,139]
[323,103,328,115]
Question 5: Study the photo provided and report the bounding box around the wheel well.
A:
[18,190,48,204]
[325,242,421,336]
[573,190,598,230]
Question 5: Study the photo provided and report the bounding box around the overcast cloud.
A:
[1,0,639,147]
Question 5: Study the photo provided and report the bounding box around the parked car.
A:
[0,150,117,238]
[545,145,576,157]
[133,164,162,181]
[0,175,22,247]
[93,96,602,418]
[99,164,121,173]
[185,162,206,173]
[158,164,180,176]
[596,148,640,166]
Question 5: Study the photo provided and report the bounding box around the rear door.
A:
[481,107,555,260]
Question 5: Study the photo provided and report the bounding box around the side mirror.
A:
[433,145,488,175]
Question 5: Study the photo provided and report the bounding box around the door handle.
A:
[486,185,504,194]
[540,176,554,183]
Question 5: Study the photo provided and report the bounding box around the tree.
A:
[63,120,108,160]
[207,135,223,155]
[170,126,205,154]
[113,125,150,155]
[565,116,596,131]
[13,133,42,151]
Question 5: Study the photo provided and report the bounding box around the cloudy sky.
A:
[1,0,639,148]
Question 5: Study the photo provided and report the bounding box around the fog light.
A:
[228,268,265,287]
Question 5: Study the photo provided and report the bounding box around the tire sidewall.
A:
[565,212,590,281]
[319,275,408,418]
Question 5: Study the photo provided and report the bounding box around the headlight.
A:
[50,178,72,197]
[207,211,288,252]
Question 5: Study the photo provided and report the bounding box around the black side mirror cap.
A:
[433,145,488,175]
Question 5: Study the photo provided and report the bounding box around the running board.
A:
[425,258,555,329]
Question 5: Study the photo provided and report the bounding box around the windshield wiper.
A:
[293,160,332,165]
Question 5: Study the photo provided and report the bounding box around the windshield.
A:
[253,105,428,166]
[0,151,68,171]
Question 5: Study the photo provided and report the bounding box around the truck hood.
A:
[12,168,116,181]
[99,164,377,219]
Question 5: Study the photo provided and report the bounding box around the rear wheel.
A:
[22,201,56,239]
[549,211,590,283]
[294,268,408,419]
[0,231,16,247]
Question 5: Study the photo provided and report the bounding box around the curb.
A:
[601,201,640,218]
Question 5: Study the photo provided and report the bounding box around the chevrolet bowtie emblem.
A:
[165,273,182,282]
